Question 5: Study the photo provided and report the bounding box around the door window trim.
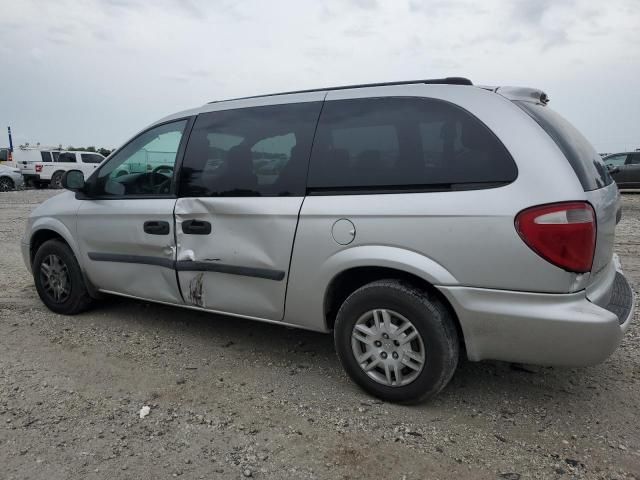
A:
[77,116,195,201]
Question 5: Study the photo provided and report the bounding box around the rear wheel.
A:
[50,171,64,189]
[33,239,93,314]
[334,279,459,403]
[0,177,14,192]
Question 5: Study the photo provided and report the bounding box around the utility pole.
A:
[7,126,13,152]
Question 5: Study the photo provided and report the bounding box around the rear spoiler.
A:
[480,86,550,105]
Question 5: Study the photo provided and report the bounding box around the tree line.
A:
[66,146,113,157]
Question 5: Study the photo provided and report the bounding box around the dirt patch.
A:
[1,189,639,479]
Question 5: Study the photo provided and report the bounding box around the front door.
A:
[76,119,191,303]
[174,99,323,320]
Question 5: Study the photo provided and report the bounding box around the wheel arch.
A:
[319,247,465,353]
[0,175,15,189]
[29,223,100,298]
[29,220,80,268]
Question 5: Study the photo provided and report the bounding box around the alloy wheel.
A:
[351,309,426,387]
[39,254,71,303]
[0,178,13,192]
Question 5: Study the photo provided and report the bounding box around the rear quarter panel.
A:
[283,85,591,331]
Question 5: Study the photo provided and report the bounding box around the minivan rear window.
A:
[307,97,517,192]
[515,101,612,191]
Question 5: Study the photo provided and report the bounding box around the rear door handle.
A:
[143,220,170,235]
[182,219,212,235]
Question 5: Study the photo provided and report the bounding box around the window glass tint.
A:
[0,150,6,162]
[90,120,187,197]
[628,153,640,165]
[604,154,627,167]
[58,152,76,163]
[81,153,104,164]
[307,97,516,190]
[515,101,612,191]
[40,151,52,162]
[52,152,60,162]
[179,102,322,197]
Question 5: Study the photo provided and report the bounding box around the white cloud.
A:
[0,0,638,151]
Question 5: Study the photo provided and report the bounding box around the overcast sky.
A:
[1,0,638,152]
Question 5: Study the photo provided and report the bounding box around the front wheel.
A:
[0,177,15,192]
[334,279,459,403]
[33,239,93,314]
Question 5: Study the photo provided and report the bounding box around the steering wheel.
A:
[153,165,174,176]
[138,171,172,194]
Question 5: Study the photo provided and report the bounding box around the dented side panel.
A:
[76,198,183,304]
[175,197,303,320]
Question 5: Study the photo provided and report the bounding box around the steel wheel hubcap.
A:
[40,254,71,303]
[351,309,425,387]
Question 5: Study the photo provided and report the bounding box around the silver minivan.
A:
[22,78,635,402]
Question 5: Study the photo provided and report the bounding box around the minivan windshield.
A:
[515,101,612,191]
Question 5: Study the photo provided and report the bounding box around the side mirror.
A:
[62,170,85,191]
[606,164,620,175]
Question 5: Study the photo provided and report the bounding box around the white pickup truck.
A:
[33,151,105,188]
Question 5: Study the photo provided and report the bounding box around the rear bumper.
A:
[11,174,24,188]
[438,268,635,367]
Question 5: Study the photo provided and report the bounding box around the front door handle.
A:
[182,219,211,235]
[143,220,170,235]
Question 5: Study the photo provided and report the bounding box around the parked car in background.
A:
[0,148,11,165]
[32,151,105,189]
[14,148,64,187]
[0,164,24,191]
[603,152,640,189]
[22,78,634,403]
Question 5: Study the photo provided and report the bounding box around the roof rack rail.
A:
[207,77,473,104]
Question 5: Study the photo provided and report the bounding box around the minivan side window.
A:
[88,120,187,197]
[40,151,52,162]
[515,101,611,191]
[307,97,517,191]
[179,102,322,197]
[52,152,60,162]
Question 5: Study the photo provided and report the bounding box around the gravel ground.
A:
[1,189,639,480]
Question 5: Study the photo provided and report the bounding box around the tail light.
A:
[8,152,12,162]
[515,202,596,273]
[35,164,43,173]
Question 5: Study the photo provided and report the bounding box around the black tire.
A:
[33,239,93,315]
[334,279,459,404]
[0,176,14,192]
[50,171,64,189]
